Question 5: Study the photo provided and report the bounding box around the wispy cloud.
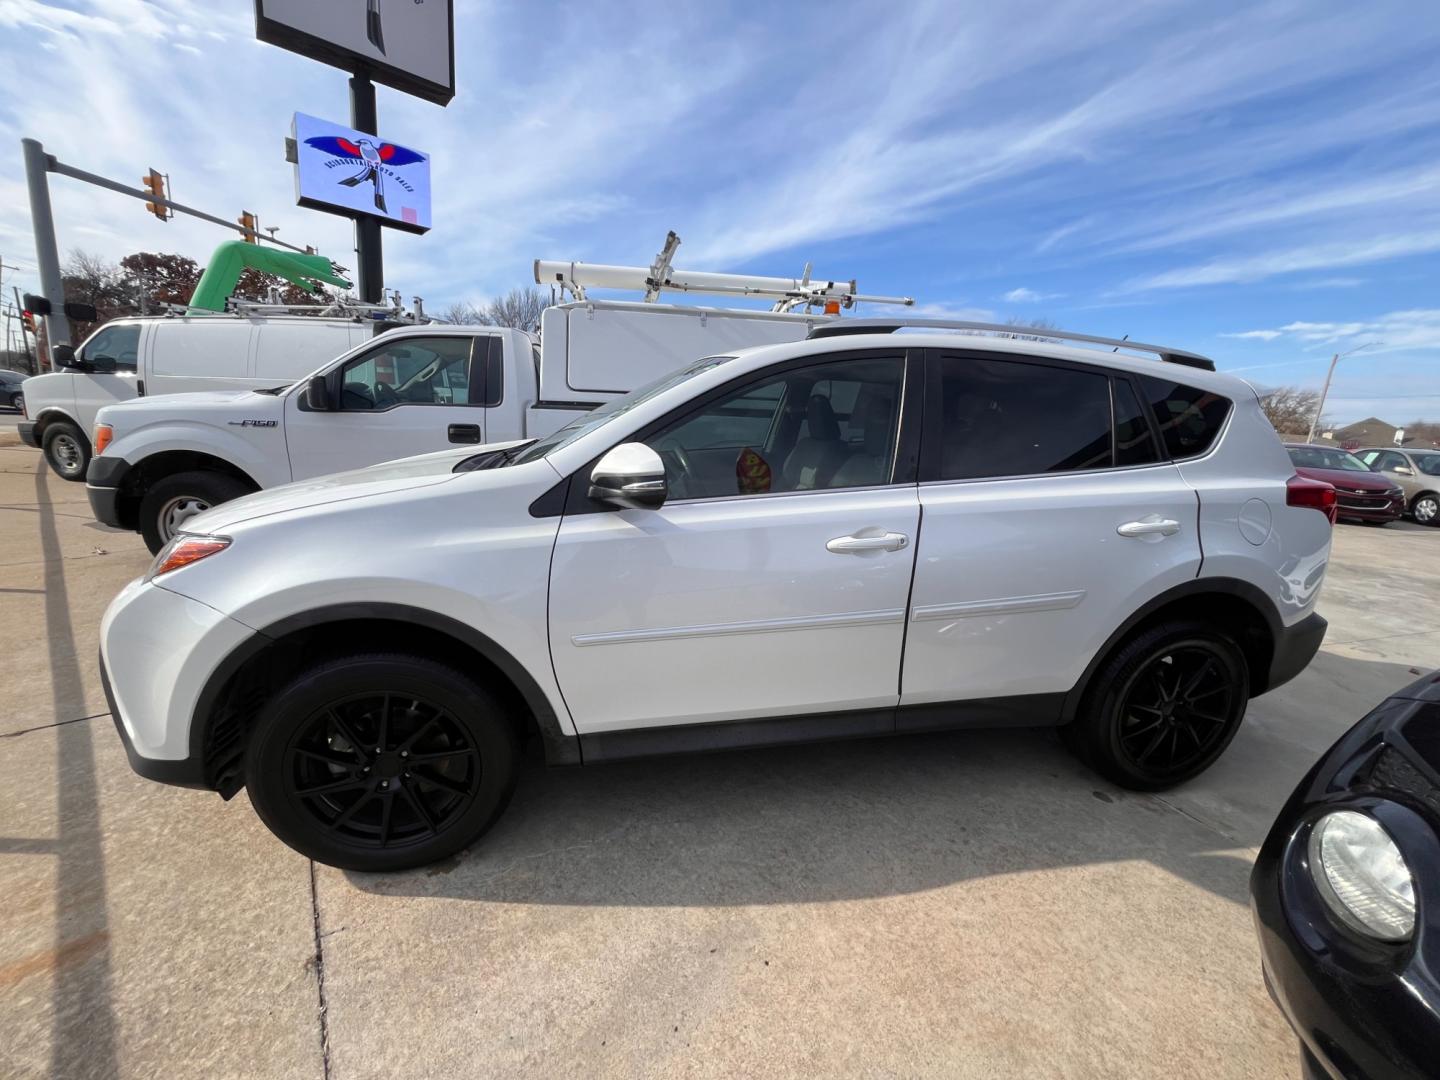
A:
[1221,330,1283,341]
[1126,231,1440,291]
[1002,287,1064,303]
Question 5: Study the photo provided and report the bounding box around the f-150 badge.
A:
[228,419,278,428]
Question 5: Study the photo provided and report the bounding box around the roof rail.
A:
[808,318,1215,372]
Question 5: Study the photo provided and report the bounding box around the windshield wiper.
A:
[253,384,291,395]
[453,441,535,472]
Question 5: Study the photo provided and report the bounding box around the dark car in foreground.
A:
[1286,444,1405,525]
[1251,671,1439,1079]
[0,367,24,412]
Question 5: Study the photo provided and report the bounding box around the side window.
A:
[81,324,140,371]
[338,337,475,411]
[934,355,1111,480]
[1113,378,1161,466]
[479,337,503,407]
[644,356,904,500]
[1138,375,1232,459]
[1380,452,1409,471]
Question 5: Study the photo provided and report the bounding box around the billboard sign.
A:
[256,0,455,105]
[292,112,432,234]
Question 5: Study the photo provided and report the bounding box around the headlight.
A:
[1388,487,1404,497]
[145,534,230,581]
[1308,810,1415,941]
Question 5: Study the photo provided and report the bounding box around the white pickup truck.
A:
[88,300,837,551]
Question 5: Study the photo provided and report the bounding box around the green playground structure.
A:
[188,241,352,312]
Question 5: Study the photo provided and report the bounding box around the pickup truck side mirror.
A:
[306,374,333,411]
[52,344,77,368]
[589,442,667,510]
[89,354,117,373]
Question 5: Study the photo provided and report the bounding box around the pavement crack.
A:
[308,860,333,1080]
[1145,793,1239,844]
[0,712,109,739]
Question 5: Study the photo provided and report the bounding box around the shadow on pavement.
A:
[31,458,119,1080]
[347,651,1420,911]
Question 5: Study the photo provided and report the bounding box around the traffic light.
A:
[21,310,36,334]
[141,169,169,220]
[237,211,257,242]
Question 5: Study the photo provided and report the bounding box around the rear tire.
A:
[1063,620,1249,790]
[244,654,520,871]
[139,470,253,554]
[7,391,21,412]
[42,422,89,481]
[1412,493,1439,526]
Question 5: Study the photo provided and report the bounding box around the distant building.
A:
[1330,417,1400,449]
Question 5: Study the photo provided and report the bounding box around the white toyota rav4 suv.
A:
[99,321,1335,870]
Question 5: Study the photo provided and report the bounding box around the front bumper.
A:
[85,455,131,528]
[1335,494,1405,523]
[1251,673,1440,1079]
[18,420,39,448]
[100,575,254,789]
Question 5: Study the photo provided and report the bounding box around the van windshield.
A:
[506,355,735,465]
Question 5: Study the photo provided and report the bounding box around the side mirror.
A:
[589,442,667,510]
[306,374,333,411]
[1395,466,1413,476]
[52,344,77,368]
[89,354,117,373]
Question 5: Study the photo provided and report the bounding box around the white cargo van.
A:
[21,314,374,479]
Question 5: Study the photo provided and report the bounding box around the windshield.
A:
[1287,446,1371,472]
[1414,452,1440,476]
[509,355,735,465]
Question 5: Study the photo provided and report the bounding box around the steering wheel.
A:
[372,382,401,408]
[652,437,695,499]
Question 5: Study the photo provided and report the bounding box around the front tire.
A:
[1412,493,1439,526]
[7,392,21,412]
[42,421,89,481]
[1063,620,1249,790]
[138,470,253,554]
[244,654,520,871]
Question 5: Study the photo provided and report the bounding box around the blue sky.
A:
[1,0,1437,424]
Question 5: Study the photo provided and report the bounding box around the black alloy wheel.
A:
[1113,644,1239,781]
[285,692,481,849]
[1065,620,1249,790]
[246,655,519,871]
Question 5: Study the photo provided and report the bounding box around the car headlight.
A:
[1388,487,1405,497]
[1308,810,1416,941]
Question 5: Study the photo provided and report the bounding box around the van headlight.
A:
[1308,810,1415,941]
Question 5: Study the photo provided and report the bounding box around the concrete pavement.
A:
[1,432,1436,1078]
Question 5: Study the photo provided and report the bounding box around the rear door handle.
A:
[827,531,909,554]
[1117,517,1181,538]
[448,423,481,444]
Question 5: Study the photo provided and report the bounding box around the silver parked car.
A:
[1355,447,1440,525]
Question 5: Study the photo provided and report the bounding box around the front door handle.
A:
[448,423,481,444]
[827,531,909,554]
[1117,517,1181,538]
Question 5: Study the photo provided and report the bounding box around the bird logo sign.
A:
[293,113,432,233]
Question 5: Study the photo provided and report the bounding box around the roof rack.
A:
[807,318,1215,371]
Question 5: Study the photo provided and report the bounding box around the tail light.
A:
[1287,475,1337,525]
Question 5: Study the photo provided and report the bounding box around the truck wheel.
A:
[1062,620,1249,790]
[42,422,90,481]
[244,654,520,871]
[139,470,253,554]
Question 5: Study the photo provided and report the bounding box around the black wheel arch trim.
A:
[190,602,581,789]
[1059,576,1316,724]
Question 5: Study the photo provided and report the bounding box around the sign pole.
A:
[21,138,70,351]
[349,74,384,304]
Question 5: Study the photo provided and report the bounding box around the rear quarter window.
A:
[1138,375,1232,459]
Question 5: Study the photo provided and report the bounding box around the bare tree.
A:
[1000,315,1060,342]
[1258,386,1328,438]
[438,289,546,330]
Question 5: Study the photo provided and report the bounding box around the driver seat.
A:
[782,395,847,490]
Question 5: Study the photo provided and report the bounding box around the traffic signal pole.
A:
[350,74,384,304]
[22,138,70,349]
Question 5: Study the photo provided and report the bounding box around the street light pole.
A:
[1305,341,1382,444]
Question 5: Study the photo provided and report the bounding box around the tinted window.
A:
[1139,376,1231,459]
[338,337,474,411]
[1287,446,1371,472]
[81,324,140,371]
[645,356,904,500]
[1113,378,1161,467]
[479,337,503,407]
[1415,453,1440,477]
[935,356,1111,480]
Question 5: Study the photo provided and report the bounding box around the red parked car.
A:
[1286,443,1405,525]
